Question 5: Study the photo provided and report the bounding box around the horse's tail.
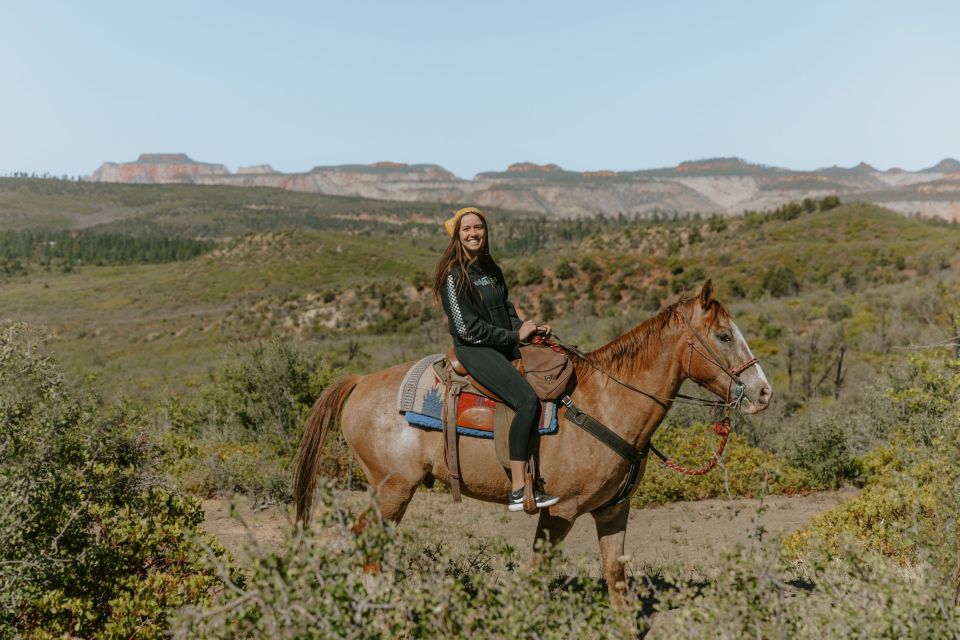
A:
[293,375,360,526]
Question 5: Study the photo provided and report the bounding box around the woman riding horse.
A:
[432,207,559,511]
[294,251,772,604]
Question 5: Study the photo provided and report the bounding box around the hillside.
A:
[2,190,958,411]
[82,153,960,220]
[0,177,535,236]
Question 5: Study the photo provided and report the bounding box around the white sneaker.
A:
[507,488,559,511]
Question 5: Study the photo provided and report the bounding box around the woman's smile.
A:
[458,213,486,257]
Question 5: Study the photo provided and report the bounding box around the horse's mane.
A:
[572,296,729,380]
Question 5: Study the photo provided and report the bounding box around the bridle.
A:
[544,307,758,412]
[545,304,762,478]
[674,308,760,411]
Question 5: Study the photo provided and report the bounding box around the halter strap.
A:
[675,309,759,393]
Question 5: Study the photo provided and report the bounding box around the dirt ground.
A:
[203,487,857,575]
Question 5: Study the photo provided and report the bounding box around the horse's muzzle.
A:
[739,385,772,415]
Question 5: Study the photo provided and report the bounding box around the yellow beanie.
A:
[444,207,485,237]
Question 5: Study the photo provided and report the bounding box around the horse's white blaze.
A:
[731,320,771,412]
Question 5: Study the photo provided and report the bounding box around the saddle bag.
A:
[520,341,575,401]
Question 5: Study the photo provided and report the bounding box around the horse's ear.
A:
[699,279,714,309]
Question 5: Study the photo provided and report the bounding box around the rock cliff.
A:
[90,154,229,184]
[86,155,960,220]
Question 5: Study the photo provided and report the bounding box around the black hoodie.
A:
[440,260,523,356]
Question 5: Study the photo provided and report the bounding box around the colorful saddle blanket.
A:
[397,354,558,438]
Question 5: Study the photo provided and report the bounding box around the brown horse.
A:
[294,281,772,604]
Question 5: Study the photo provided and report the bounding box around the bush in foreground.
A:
[172,485,642,639]
[173,484,960,640]
[0,323,233,638]
[649,537,960,638]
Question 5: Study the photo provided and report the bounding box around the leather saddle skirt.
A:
[396,353,558,466]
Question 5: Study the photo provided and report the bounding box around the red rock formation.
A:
[90,154,228,184]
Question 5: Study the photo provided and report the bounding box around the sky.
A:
[1,1,958,179]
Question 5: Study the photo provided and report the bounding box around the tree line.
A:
[0,230,213,269]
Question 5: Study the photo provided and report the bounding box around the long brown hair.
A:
[431,210,493,303]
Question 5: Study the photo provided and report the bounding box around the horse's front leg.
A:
[591,500,631,606]
[533,510,575,556]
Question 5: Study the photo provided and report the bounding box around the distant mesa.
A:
[82,152,960,221]
[676,157,754,172]
[583,170,617,178]
[812,161,878,177]
[237,164,277,174]
[137,153,194,163]
[90,153,228,184]
[922,158,960,173]
[671,157,783,177]
[369,161,409,169]
[306,162,452,176]
[506,162,565,173]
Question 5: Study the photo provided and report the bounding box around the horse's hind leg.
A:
[591,501,631,606]
[370,471,422,525]
[349,473,422,575]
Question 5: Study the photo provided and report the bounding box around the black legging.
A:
[454,345,541,461]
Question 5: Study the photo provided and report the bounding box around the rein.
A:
[532,334,731,410]
[539,313,759,479]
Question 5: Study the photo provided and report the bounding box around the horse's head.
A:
[677,280,772,415]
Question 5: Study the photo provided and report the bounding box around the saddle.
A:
[396,352,557,514]
[440,347,541,513]
[444,347,507,401]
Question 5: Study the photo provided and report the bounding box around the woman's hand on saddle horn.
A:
[519,319,539,342]
[519,320,551,342]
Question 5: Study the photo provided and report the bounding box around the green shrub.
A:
[517,262,545,286]
[173,486,642,639]
[0,323,232,638]
[160,338,346,504]
[783,420,861,488]
[579,256,601,274]
[820,195,841,211]
[540,295,557,321]
[784,355,960,590]
[652,538,960,638]
[826,301,853,321]
[633,424,812,506]
[554,261,575,280]
[761,266,800,297]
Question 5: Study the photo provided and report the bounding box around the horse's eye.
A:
[717,332,733,343]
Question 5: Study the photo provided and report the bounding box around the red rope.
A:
[659,418,731,476]
[530,334,566,353]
